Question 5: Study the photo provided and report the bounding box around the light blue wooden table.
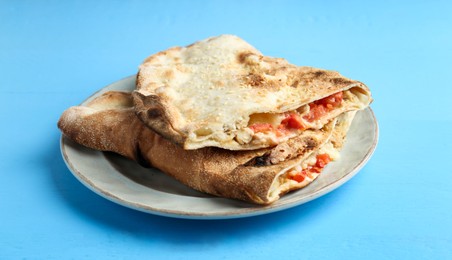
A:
[1,1,451,259]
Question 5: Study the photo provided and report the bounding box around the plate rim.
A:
[59,75,379,219]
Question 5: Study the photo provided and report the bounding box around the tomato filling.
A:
[248,91,343,138]
[290,153,332,183]
[303,91,343,122]
[248,123,273,133]
[280,113,306,130]
[248,113,306,137]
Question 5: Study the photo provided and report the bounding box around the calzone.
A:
[133,35,371,150]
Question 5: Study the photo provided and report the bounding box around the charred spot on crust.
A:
[331,77,352,85]
[297,70,327,81]
[254,156,268,166]
[304,137,317,150]
[244,73,265,87]
[244,153,271,167]
[237,51,254,64]
[290,80,299,88]
[147,108,162,118]
[314,71,325,77]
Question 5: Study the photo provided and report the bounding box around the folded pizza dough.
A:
[58,91,356,204]
[133,34,371,150]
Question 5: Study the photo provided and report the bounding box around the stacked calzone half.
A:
[58,35,372,204]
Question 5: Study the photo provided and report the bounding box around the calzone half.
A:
[58,91,357,204]
[133,35,371,150]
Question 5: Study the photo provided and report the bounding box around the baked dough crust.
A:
[134,35,371,150]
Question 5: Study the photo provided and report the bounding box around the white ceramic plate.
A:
[60,75,379,219]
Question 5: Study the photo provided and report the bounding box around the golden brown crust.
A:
[57,91,147,164]
[58,91,343,204]
[132,91,186,146]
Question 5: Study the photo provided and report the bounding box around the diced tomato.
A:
[280,113,306,130]
[310,166,322,173]
[275,126,290,137]
[316,92,343,108]
[303,103,328,122]
[292,154,331,183]
[316,153,331,168]
[291,172,306,183]
[302,92,344,122]
[249,123,273,133]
